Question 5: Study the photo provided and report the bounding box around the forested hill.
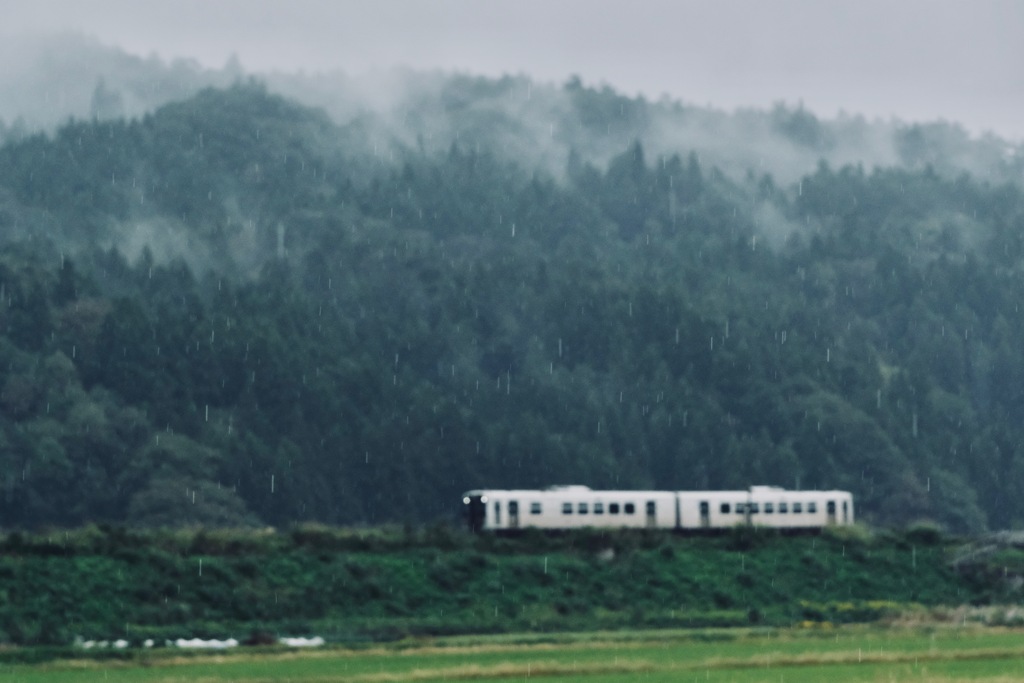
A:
[1,81,1024,532]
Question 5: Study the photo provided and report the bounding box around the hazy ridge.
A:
[2,34,1021,188]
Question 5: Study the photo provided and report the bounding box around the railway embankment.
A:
[0,524,1011,648]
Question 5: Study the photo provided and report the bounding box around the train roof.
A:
[463,486,853,497]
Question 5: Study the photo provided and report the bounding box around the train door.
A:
[699,501,710,529]
[842,500,849,524]
[645,500,657,528]
[494,501,501,528]
[509,500,520,529]
[826,500,836,525]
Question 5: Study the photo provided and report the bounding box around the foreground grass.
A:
[5,625,1024,682]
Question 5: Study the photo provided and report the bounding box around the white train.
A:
[462,485,854,532]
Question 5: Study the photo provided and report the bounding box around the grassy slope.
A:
[0,525,1000,646]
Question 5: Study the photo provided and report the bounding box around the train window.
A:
[764,502,774,514]
[793,502,803,513]
[609,503,621,514]
[735,503,745,514]
[808,502,818,514]
[562,502,573,515]
[645,501,656,515]
[578,502,589,514]
[779,502,788,513]
[530,502,542,515]
[594,502,605,514]
[720,503,731,514]
[748,503,759,514]
[624,503,636,514]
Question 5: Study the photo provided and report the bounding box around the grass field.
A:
[5,625,1024,682]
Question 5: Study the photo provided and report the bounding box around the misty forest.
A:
[2,39,1024,534]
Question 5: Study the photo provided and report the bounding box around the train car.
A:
[462,485,853,532]
[676,486,854,530]
[462,486,676,532]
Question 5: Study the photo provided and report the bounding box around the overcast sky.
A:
[6,0,1024,140]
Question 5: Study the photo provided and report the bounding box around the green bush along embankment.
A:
[0,524,997,645]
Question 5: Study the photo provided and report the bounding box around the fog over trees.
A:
[0,37,1023,532]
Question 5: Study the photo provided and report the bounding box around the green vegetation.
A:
[0,80,1023,534]
[0,526,1008,646]
[7,625,1024,681]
